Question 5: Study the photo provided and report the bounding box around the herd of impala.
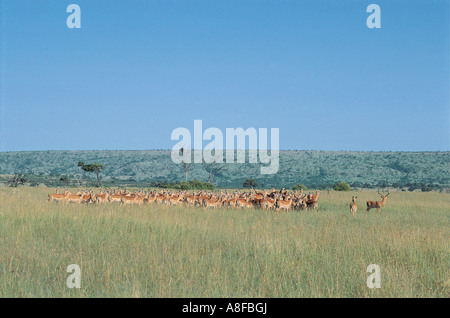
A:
[48,188,321,212]
[48,188,391,214]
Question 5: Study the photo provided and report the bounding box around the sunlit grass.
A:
[0,187,448,297]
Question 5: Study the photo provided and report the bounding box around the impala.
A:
[303,190,320,210]
[147,192,158,204]
[275,198,291,212]
[260,197,276,210]
[306,201,319,211]
[236,197,248,209]
[65,192,88,204]
[108,193,123,203]
[156,193,170,205]
[307,190,320,202]
[46,187,320,212]
[350,196,357,216]
[169,194,184,206]
[94,191,109,204]
[121,194,145,205]
[48,189,70,202]
[223,196,238,208]
[202,197,220,209]
[366,190,389,213]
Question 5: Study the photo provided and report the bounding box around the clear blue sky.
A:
[0,0,448,151]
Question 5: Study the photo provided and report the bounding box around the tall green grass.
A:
[0,187,448,297]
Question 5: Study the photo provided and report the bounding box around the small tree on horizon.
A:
[78,162,105,187]
[178,148,194,182]
[202,159,226,184]
[243,178,259,189]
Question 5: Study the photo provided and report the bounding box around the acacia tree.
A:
[202,160,226,184]
[243,178,258,189]
[183,161,193,182]
[179,148,194,182]
[78,162,105,187]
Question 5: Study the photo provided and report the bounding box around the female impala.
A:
[306,201,319,211]
[350,196,357,216]
[366,190,389,213]
[121,194,145,205]
[147,192,158,204]
[260,197,276,210]
[202,196,221,209]
[48,189,70,202]
[108,192,123,203]
[275,198,292,212]
[235,197,248,209]
[307,190,320,202]
[65,191,88,204]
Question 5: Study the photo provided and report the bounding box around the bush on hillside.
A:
[292,183,308,191]
[243,178,259,188]
[334,181,351,191]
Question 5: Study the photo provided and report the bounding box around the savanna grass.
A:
[0,187,448,297]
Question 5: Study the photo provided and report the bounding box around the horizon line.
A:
[1,149,449,153]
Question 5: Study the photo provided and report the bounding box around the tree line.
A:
[2,159,448,192]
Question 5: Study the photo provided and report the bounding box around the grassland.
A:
[0,187,449,297]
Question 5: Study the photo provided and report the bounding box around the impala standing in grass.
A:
[350,196,358,216]
[366,190,389,213]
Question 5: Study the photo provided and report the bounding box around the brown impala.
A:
[48,189,70,202]
[366,190,389,213]
[350,196,357,216]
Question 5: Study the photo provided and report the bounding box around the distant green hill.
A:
[0,150,449,189]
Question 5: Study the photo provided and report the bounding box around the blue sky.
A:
[0,0,448,151]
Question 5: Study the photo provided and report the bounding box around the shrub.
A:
[334,181,351,191]
[178,181,190,190]
[157,180,215,190]
[59,176,69,183]
[188,180,215,190]
[292,183,308,191]
[243,178,258,188]
[7,174,27,187]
